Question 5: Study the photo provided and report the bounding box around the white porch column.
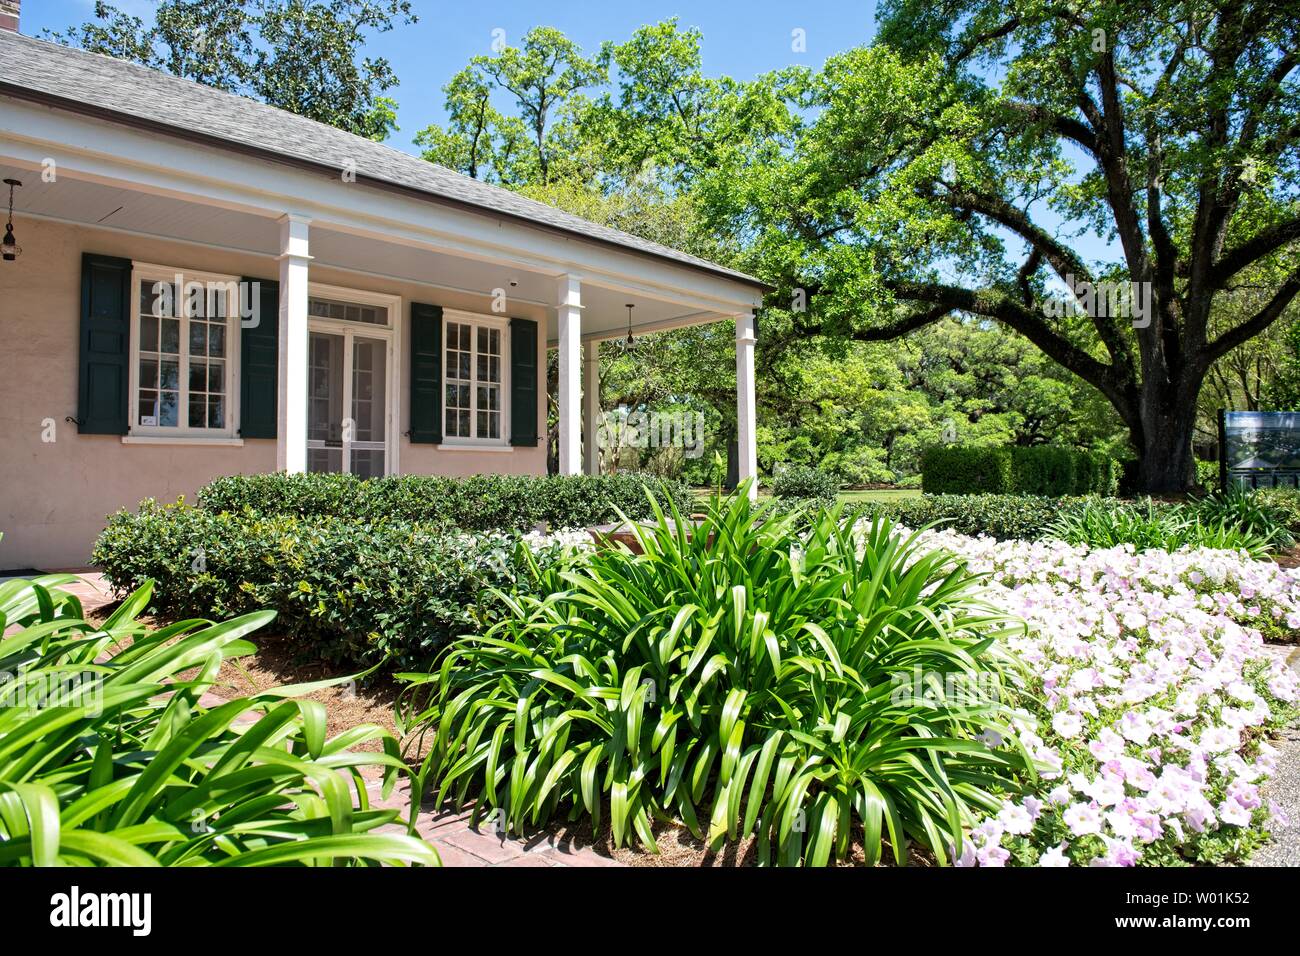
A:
[556,275,583,475]
[583,340,600,475]
[276,214,311,473]
[735,312,758,499]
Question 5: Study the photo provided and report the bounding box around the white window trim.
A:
[440,308,511,448]
[306,282,403,477]
[125,262,242,442]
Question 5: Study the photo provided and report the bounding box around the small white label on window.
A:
[141,416,157,427]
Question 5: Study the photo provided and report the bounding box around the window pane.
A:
[140,315,159,352]
[459,410,470,435]
[208,323,225,358]
[445,408,457,435]
[159,391,178,427]
[190,322,207,357]
[207,360,225,394]
[208,397,224,429]
[477,409,487,435]
[459,384,470,407]
[140,358,158,389]
[161,319,180,354]
[458,353,470,379]
[488,411,500,439]
[141,282,174,317]
[189,362,207,394]
[160,360,179,391]
[138,391,156,424]
[189,396,206,428]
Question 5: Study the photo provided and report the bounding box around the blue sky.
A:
[29,1,881,155]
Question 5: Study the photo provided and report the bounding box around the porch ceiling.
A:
[1,162,733,340]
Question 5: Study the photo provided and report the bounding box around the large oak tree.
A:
[713,1,1300,491]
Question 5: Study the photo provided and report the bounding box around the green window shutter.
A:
[410,302,443,444]
[239,276,279,439]
[77,253,132,435]
[509,317,539,447]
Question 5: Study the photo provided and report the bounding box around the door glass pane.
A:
[351,337,387,451]
[308,448,343,474]
[352,450,385,479]
[307,331,345,456]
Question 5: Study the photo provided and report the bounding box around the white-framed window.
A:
[128,264,241,439]
[443,311,507,443]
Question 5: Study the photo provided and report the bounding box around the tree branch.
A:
[1203,265,1300,364]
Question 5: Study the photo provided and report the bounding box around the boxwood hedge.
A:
[196,472,692,530]
[921,445,1119,497]
[91,500,577,669]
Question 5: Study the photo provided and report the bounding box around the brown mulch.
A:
[1271,545,1300,569]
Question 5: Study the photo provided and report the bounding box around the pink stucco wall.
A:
[0,218,548,569]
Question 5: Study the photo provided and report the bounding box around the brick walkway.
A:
[17,571,621,868]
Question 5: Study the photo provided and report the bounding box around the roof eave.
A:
[0,82,771,295]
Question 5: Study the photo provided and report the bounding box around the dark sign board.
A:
[1221,411,1300,488]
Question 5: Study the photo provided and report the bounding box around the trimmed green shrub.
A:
[1010,446,1077,496]
[0,576,437,866]
[771,465,839,505]
[921,445,1118,497]
[1074,450,1122,496]
[196,472,692,530]
[1258,487,1300,535]
[920,446,1013,494]
[92,500,577,669]
[1196,459,1220,491]
[856,493,1068,540]
[398,489,1029,867]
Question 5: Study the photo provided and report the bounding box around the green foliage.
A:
[398,488,1030,866]
[48,1,416,139]
[922,445,1118,497]
[1196,460,1221,491]
[0,576,437,866]
[770,466,839,505]
[1188,485,1294,548]
[91,502,574,669]
[196,472,692,531]
[921,446,1014,494]
[1257,488,1300,535]
[1046,499,1279,557]
[861,494,1077,541]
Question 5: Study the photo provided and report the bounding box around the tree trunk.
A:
[1133,373,1203,494]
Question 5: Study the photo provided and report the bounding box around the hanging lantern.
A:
[2,179,21,262]
[624,303,635,348]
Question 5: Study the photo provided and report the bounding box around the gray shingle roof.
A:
[0,30,762,288]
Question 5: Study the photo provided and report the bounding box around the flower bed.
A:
[895,526,1300,866]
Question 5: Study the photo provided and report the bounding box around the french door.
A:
[306,327,391,477]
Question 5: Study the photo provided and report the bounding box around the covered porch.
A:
[0,70,763,567]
